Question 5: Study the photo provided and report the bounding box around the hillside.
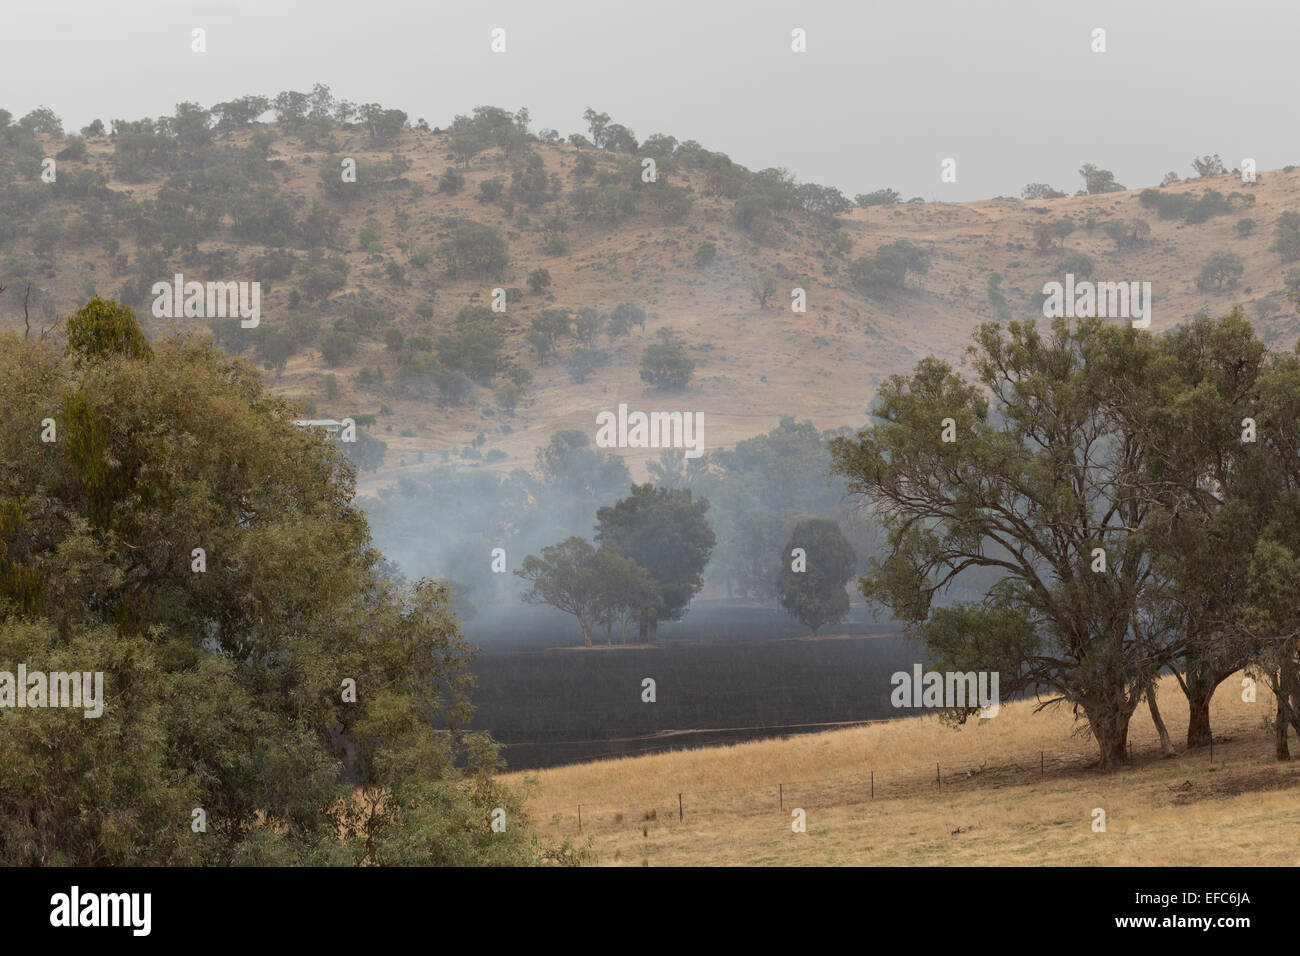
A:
[504,672,1300,866]
[3,107,1299,498]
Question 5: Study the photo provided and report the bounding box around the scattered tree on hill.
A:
[639,328,695,390]
[1078,163,1125,194]
[855,188,901,207]
[438,219,508,277]
[527,267,552,294]
[849,240,931,295]
[1272,211,1300,262]
[749,274,777,309]
[1102,218,1151,250]
[1192,154,1226,178]
[1022,183,1067,199]
[1196,250,1244,290]
[528,309,571,364]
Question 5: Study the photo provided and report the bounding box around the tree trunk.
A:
[1182,665,1221,748]
[1276,691,1290,761]
[1186,692,1213,748]
[1087,703,1133,771]
[1147,687,1175,757]
[647,618,659,643]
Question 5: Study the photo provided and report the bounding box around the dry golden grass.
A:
[504,673,1300,865]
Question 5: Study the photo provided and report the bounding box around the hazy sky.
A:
[3,0,1296,200]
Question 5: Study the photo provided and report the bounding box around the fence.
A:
[542,730,1238,837]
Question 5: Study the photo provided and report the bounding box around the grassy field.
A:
[504,673,1300,865]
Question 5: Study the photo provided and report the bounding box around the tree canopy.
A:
[0,302,570,864]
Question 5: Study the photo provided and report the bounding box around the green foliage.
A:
[606,303,646,338]
[777,518,858,633]
[849,240,931,295]
[528,309,571,364]
[1101,218,1151,250]
[1033,218,1075,251]
[1021,183,1066,199]
[65,296,152,361]
[438,321,503,383]
[1196,250,1244,290]
[341,427,387,473]
[494,381,523,413]
[825,312,1300,766]
[1138,187,1231,224]
[732,194,773,240]
[855,188,902,207]
[595,484,715,639]
[527,267,552,294]
[1272,211,1300,262]
[1060,249,1095,278]
[1078,163,1125,194]
[749,274,777,309]
[639,328,695,390]
[565,347,608,384]
[1191,154,1226,178]
[516,537,603,646]
[320,330,358,365]
[438,219,508,277]
[438,168,465,194]
[0,325,555,863]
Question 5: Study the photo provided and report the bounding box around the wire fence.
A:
[536,728,1249,837]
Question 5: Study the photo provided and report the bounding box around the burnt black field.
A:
[466,605,924,770]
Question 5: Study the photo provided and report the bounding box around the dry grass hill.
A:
[505,671,1300,866]
[6,119,1299,499]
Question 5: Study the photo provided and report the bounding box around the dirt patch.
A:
[1169,767,1300,805]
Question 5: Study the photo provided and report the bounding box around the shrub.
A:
[854,188,902,206]
[438,168,464,193]
[1196,250,1244,290]
[1272,211,1300,262]
[319,331,358,366]
[1021,183,1066,199]
[527,267,552,293]
[639,329,694,390]
[439,219,508,277]
[1061,250,1096,278]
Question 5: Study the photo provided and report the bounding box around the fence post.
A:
[1210,732,1214,763]
[678,793,683,822]
[578,805,582,833]
[936,763,941,791]
[870,770,874,800]
[779,783,783,811]
[1041,751,1044,777]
